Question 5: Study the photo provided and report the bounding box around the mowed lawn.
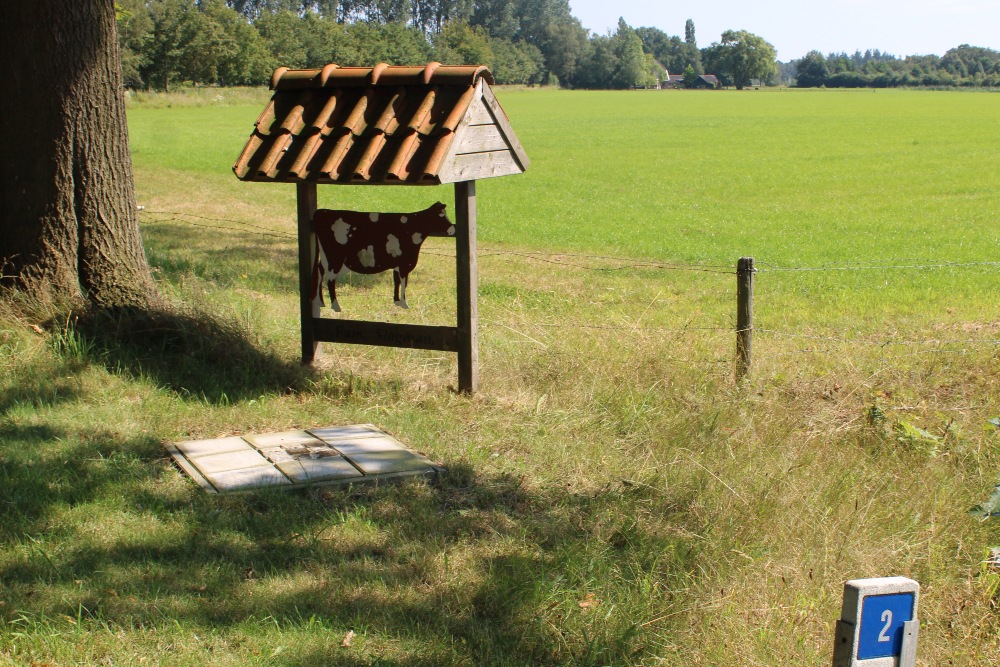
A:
[0,87,998,666]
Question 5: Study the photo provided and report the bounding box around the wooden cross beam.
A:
[296,181,480,393]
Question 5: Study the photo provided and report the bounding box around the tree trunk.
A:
[0,0,156,310]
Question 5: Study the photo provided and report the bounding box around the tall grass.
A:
[1,88,999,665]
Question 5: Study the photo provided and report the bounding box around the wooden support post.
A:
[736,256,755,382]
[455,181,479,393]
[297,182,320,364]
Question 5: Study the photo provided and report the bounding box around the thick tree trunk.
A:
[0,0,156,309]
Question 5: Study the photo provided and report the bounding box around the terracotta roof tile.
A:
[234,63,528,186]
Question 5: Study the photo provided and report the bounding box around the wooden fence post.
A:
[455,180,479,393]
[297,182,319,364]
[736,256,755,382]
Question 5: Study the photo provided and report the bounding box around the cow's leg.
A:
[311,262,325,308]
[394,269,408,309]
[328,278,341,312]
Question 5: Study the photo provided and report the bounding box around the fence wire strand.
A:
[139,209,1000,356]
[758,261,1000,272]
[142,210,294,240]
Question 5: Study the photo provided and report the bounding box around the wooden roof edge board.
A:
[435,79,528,183]
[480,81,530,171]
[271,63,494,90]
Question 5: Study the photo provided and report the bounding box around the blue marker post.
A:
[832,577,919,667]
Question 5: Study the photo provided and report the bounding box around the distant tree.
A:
[226,0,305,20]
[412,0,473,34]
[469,0,519,40]
[489,37,544,84]
[635,23,701,77]
[256,9,310,68]
[341,0,414,24]
[143,0,195,91]
[347,22,432,65]
[116,0,153,87]
[683,18,702,72]
[700,42,730,85]
[635,26,672,65]
[682,63,697,88]
[297,12,358,69]
[705,29,777,89]
[539,15,590,86]
[433,21,493,65]
[577,34,614,88]
[643,53,664,87]
[684,18,696,46]
[611,18,646,88]
[795,50,829,87]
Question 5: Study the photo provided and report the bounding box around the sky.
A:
[568,0,1000,62]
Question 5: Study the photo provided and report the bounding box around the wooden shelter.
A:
[234,63,529,393]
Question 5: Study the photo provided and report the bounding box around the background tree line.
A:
[115,0,779,90]
[793,45,1000,88]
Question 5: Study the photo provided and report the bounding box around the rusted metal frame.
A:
[312,319,459,352]
[297,182,320,364]
[455,180,478,393]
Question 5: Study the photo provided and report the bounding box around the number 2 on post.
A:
[878,610,893,642]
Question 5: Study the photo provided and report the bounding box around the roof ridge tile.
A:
[271,63,494,90]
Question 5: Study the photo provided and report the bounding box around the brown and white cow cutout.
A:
[310,202,456,312]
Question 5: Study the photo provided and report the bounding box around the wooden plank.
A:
[455,181,479,394]
[447,151,522,182]
[466,98,495,126]
[297,182,320,364]
[455,124,509,154]
[313,318,459,352]
[481,83,530,171]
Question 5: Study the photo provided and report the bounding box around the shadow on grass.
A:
[0,365,84,416]
[142,221,385,295]
[0,432,704,666]
[0,425,166,546]
[71,306,307,404]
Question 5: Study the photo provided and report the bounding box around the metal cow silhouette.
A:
[310,202,456,312]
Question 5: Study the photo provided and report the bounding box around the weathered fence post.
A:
[297,182,319,365]
[736,257,755,382]
[455,180,479,394]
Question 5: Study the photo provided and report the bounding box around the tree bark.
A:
[0,0,156,309]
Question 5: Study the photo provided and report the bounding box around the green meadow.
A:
[1,87,999,665]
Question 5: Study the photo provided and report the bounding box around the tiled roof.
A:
[233,62,529,186]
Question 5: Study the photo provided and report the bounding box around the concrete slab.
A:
[245,430,323,450]
[310,425,384,441]
[191,449,272,474]
[208,466,293,492]
[342,448,437,475]
[330,436,407,457]
[166,424,442,493]
[276,456,364,483]
[174,436,251,458]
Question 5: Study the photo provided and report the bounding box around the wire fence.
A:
[139,209,1000,365]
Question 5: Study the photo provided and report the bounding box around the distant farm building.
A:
[663,74,722,89]
[693,74,721,89]
[664,74,686,89]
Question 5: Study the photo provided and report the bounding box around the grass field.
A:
[2,86,1000,666]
